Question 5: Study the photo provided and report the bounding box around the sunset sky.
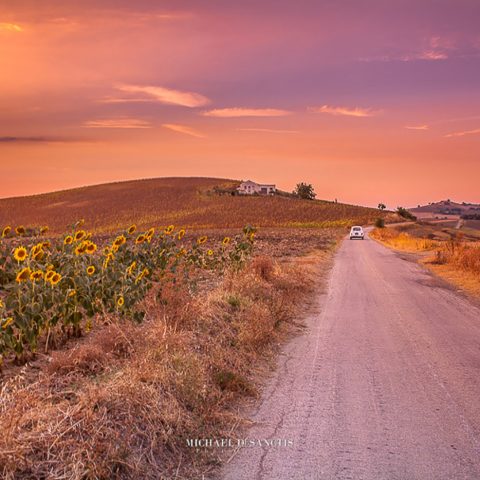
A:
[1,0,479,207]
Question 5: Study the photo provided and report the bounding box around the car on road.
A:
[350,226,364,240]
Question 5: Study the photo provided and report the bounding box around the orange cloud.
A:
[203,108,291,117]
[309,105,377,117]
[405,125,429,130]
[162,124,205,138]
[115,84,210,107]
[83,118,152,128]
[0,23,23,32]
[445,128,480,138]
[238,128,299,134]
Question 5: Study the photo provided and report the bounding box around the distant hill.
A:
[411,200,480,218]
[0,177,382,233]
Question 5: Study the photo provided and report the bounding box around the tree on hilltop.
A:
[293,182,316,200]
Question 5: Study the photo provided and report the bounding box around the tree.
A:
[293,182,316,200]
[396,206,417,221]
[377,203,386,211]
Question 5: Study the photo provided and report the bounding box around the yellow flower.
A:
[87,265,95,275]
[0,299,4,308]
[135,268,149,284]
[117,296,125,307]
[177,248,187,257]
[249,232,255,241]
[222,237,231,246]
[64,235,74,245]
[114,235,126,247]
[103,252,114,269]
[128,224,137,235]
[74,230,86,242]
[68,289,76,297]
[136,234,146,244]
[46,264,55,271]
[13,246,28,262]
[165,225,175,235]
[31,243,44,261]
[74,242,87,256]
[45,270,55,281]
[85,242,97,254]
[50,272,62,286]
[111,244,119,253]
[197,236,207,245]
[103,246,110,255]
[16,267,31,283]
[42,241,51,249]
[2,317,13,330]
[147,227,155,237]
[177,228,185,240]
[127,261,137,275]
[30,270,44,281]
[207,249,214,256]
[15,226,26,236]
[40,226,49,234]
[2,226,11,237]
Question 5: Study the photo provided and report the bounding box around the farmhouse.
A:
[237,180,276,196]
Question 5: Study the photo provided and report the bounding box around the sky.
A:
[1,0,479,208]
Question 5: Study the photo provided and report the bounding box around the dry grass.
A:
[370,227,439,252]
[0,255,320,479]
[0,177,382,233]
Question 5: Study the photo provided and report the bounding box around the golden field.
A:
[0,177,383,233]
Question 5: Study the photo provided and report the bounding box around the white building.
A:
[237,180,276,196]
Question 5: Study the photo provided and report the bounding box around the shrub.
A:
[375,218,385,228]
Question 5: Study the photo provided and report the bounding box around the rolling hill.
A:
[411,200,480,218]
[0,177,382,233]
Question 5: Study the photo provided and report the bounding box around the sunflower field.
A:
[0,221,256,363]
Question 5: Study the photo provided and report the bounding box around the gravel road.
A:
[220,233,480,480]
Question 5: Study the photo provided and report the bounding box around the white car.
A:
[350,226,364,240]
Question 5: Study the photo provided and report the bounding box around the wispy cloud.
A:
[162,123,205,138]
[202,108,291,118]
[237,128,299,134]
[405,125,429,130]
[0,22,23,32]
[309,105,377,117]
[445,128,480,138]
[0,136,82,143]
[83,118,152,128]
[114,84,210,108]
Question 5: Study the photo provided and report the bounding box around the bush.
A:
[374,218,385,228]
[396,207,417,221]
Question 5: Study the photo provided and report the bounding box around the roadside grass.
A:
[370,227,480,297]
[0,254,322,479]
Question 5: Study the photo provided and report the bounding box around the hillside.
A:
[0,177,382,233]
[411,200,480,218]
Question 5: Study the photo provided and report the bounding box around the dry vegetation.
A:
[0,177,382,233]
[370,225,480,297]
[0,254,323,479]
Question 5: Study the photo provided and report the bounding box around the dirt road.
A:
[220,233,480,480]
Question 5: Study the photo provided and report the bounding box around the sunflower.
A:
[176,248,187,257]
[74,230,86,242]
[13,246,28,262]
[177,228,185,240]
[249,232,255,241]
[114,235,126,247]
[222,237,231,246]
[136,234,146,244]
[16,267,31,283]
[117,295,125,307]
[2,226,11,238]
[165,225,175,235]
[45,270,55,281]
[49,272,62,286]
[128,224,137,235]
[68,289,77,297]
[207,249,214,256]
[147,227,155,237]
[30,270,44,281]
[0,299,4,308]
[40,226,49,234]
[126,261,137,276]
[197,236,207,245]
[1,317,14,330]
[111,244,119,253]
[74,243,87,256]
[103,246,110,255]
[103,252,114,269]
[64,235,74,245]
[135,268,149,284]
[46,264,55,271]
[42,241,51,249]
[15,226,26,236]
[85,242,97,254]
[86,265,95,275]
[33,250,45,261]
